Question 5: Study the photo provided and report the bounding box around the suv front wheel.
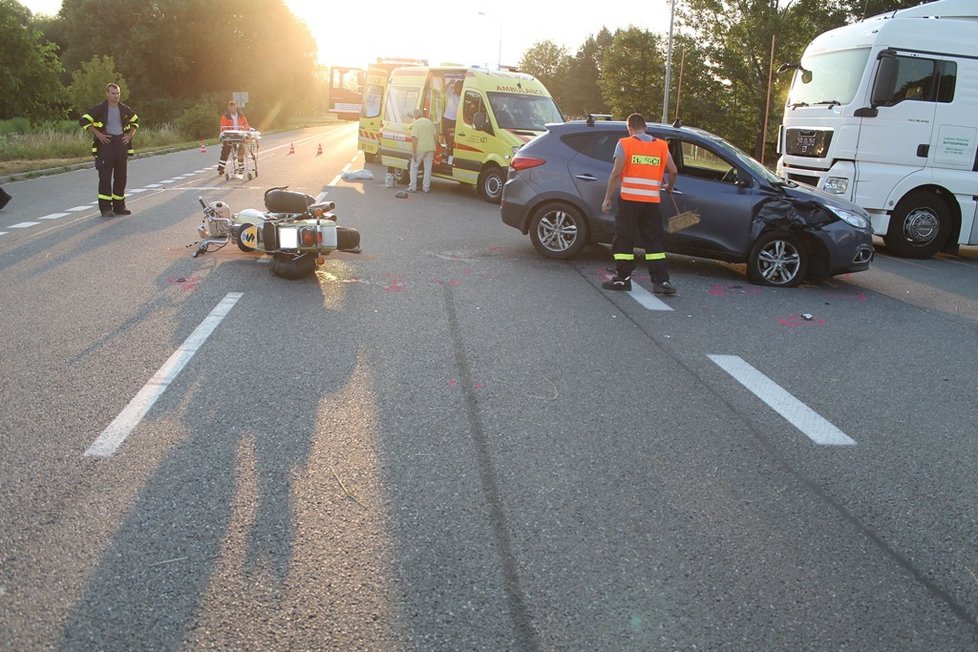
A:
[529,202,588,259]
[747,230,809,287]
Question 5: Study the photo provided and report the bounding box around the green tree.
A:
[677,0,846,158]
[519,40,572,112]
[68,55,129,114]
[563,28,613,118]
[598,27,666,122]
[54,0,319,124]
[0,0,66,121]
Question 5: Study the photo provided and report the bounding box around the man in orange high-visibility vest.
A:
[601,113,679,295]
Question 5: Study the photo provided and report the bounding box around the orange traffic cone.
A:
[316,143,323,156]
[287,143,295,155]
[199,141,207,153]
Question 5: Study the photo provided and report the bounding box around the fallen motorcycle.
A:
[192,186,361,279]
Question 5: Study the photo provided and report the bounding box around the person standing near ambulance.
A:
[601,113,678,295]
[409,109,437,193]
[217,100,251,176]
[80,83,139,216]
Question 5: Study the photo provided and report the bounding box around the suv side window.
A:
[676,140,737,183]
[561,131,626,162]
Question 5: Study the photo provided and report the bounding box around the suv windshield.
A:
[693,130,782,184]
[486,92,563,131]
[787,48,871,107]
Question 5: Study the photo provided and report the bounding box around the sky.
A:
[22,0,676,69]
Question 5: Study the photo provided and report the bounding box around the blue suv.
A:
[501,118,875,287]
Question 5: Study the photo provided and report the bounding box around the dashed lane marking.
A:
[40,213,70,220]
[630,283,674,311]
[9,222,40,229]
[65,205,92,212]
[708,354,857,446]
[84,292,243,457]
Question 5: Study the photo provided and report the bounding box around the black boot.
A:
[113,203,132,216]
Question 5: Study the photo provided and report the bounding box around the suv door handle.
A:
[575,174,598,181]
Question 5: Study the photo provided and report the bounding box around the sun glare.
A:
[284,0,500,68]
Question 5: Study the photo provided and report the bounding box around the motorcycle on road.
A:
[192,187,361,279]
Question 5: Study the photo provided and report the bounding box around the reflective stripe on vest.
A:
[619,137,668,203]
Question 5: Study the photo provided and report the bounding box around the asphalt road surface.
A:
[1,122,976,650]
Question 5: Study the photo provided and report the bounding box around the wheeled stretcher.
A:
[219,128,261,180]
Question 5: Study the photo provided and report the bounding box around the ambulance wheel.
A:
[391,167,409,185]
[271,253,317,279]
[478,165,504,204]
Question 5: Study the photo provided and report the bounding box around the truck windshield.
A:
[786,48,871,107]
[486,93,563,131]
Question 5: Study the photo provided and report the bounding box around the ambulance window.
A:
[462,91,485,126]
[362,85,383,118]
[384,86,419,123]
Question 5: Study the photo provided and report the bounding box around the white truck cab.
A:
[777,0,978,258]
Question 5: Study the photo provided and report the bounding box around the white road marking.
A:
[65,205,92,212]
[128,189,147,194]
[40,213,70,220]
[10,222,40,229]
[145,184,162,188]
[708,354,857,446]
[84,292,243,457]
[0,232,7,237]
[630,283,674,311]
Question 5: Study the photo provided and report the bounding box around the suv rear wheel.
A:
[529,202,588,259]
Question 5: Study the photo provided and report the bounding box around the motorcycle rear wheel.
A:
[271,253,317,279]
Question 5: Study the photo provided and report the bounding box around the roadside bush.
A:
[176,103,220,141]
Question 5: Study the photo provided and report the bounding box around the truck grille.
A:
[785,129,832,158]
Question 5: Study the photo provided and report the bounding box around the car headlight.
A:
[823,177,849,194]
[826,205,869,229]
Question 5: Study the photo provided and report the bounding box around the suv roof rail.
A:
[585,113,614,126]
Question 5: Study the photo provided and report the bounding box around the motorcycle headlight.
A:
[826,205,869,229]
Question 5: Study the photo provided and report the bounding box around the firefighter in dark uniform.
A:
[601,112,679,295]
[79,83,139,216]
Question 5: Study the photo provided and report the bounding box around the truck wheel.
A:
[884,191,950,259]
[271,253,317,279]
[747,230,809,287]
[529,202,587,259]
[478,166,504,203]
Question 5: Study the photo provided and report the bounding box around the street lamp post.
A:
[478,11,502,69]
[662,0,676,124]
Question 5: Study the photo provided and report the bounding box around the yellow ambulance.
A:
[358,58,427,162]
[378,66,563,202]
